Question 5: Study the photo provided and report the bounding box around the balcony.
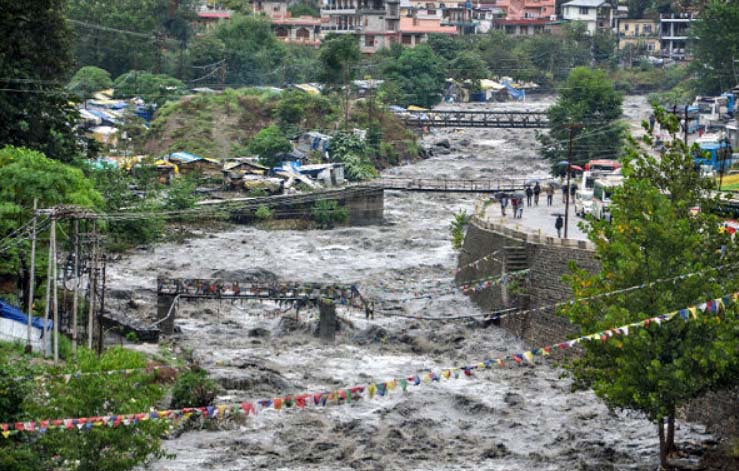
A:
[321,8,358,15]
[321,25,363,32]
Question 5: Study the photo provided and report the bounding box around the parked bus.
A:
[592,176,623,222]
[582,159,621,190]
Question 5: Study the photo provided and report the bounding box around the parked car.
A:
[574,188,594,217]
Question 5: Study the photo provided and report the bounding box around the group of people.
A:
[499,194,524,219]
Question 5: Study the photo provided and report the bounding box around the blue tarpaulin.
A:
[169,151,204,163]
[0,299,51,331]
[504,81,525,101]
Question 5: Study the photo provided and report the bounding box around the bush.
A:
[449,210,469,250]
[164,176,198,211]
[248,125,292,168]
[312,200,348,228]
[255,205,273,220]
[171,369,219,409]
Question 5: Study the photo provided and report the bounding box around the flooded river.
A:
[112,96,710,470]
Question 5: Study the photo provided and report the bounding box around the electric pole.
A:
[72,219,80,358]
[563,124,584,239]
[43,217,53,358]
[25,198,37,354]
[51,217,59,363]
[88,220,97,350]
[684,105,689,147]
[97,255,106,356]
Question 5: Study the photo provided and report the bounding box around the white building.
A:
[561,0,615,35]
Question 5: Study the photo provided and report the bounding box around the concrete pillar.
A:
[157,294,177,335]
[319,300,336,343]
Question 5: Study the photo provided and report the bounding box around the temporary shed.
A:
[167,152,221,175]
[0,300,51,352]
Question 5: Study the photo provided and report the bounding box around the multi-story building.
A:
[616,18,660,55]
[320,0,401,53]
[251,1,323,46]
[399,16,457,46]
[659,13,695,61]
[439,2,493,35]
[561,0,614,35]
[494,0,555,20]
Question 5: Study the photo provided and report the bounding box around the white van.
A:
[574,188,594,217]
[592,177,623,222]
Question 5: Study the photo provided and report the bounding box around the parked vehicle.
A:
[574,188,594,217]
[694,136,733,173]
[592,176,623,222]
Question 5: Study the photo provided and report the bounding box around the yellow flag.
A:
[368,383,377,399]
[688,307,698,319]
[387,380,396,392]
[523,351,534,364]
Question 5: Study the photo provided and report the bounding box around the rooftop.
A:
[562,0,610,8]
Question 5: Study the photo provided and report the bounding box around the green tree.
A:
[426,34,467,61]
[382,45,446,108]
[560,108,739,468]
[188,35,226,69]
[289,1,320,17]
[538,67,625,172]
[0,0,86,162]
[691,0,739,94]
[328,131,377,181]
[319,34,361,125]
[448,52,489,93]
[0,147,103,298]
[113,71,186,106]
[1,345,170,471]
[216,14,287,86]
[249,125,292,168]
[68,66,114,104]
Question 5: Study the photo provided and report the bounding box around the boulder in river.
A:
[434,138,451,149]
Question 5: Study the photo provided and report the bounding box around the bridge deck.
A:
[372,178,527,193]
[403,110,549,128]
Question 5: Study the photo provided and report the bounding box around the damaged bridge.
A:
[156,277,364,335]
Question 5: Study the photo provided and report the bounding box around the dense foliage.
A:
[538,67,625,172]
[68,67,114,102]
[170,369,219,409]
[560,108,739,468]
[249,125,293,168]
[0,343,170,471]
[312,200,349,228]
[691,0,739,95]
[0,0,86,162]
[113,71,186,106]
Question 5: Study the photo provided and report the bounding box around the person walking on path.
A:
[511,197,518,218]
[533,182,541,206]
[555,215,564,238]
[545,184,554,206]
[569,183,577,204]
[516,197,524,219]
[561,184,568,203]
[500,194,508,216]
[525,186,533,206]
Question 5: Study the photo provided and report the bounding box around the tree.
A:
[560,107,739,468]
[188,35,226,69]
[0,0,86,162]
[319,34,361,125]
[0,147,103,291]
[538,67,625,172]
[289,1,321,17]
[1,344,170,471]
[691,0,739,94]
[328,131,377,181]
[382,45,447,108]
[249,125,292,168]
[448,52,489,93]
[113,71,186,106]
[216,14,288,86]
[68,66,114,104]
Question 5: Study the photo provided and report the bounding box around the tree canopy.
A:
[113,71,186,106]
[68,66,114,101]
[560,108,739,468]
[0,0,84,162]
[382,45,447,108]
[249,125,292,168]
[538,67,625,172]
[691,0,739,95]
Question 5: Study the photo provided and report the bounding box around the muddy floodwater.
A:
[112,96,711,470]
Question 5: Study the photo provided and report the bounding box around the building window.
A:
[644,25,652,34]
[402,34,412,45]
[579,7,589,15]
[365,35,375,47]
[428,9,436,15]
[624,23,629,31]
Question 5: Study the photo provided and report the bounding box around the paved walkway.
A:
[482,193,589,241]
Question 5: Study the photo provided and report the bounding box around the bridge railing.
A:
[402,110,549,128]
[371,177,530,192]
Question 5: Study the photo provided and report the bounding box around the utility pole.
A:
[72,219,80,358]
[563,124,584,239]
[684,105,689,147]
[43,217,53,358]
[25,198,37,354]
[51,217,59,363]
[97,255,106,356]
[87,220,97,350]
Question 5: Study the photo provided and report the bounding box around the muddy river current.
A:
[110,96,711,470]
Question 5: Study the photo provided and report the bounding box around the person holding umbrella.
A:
[525,185,533,207]
[511,195,518,218]
[497,192,509,216]
[533,182,541,206]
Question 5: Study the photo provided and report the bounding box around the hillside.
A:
[144,88,421,167]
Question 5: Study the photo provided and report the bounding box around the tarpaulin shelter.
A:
[0,299,51,352]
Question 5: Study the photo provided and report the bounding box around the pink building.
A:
[399,16,457,46]
[495,0,555,20]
